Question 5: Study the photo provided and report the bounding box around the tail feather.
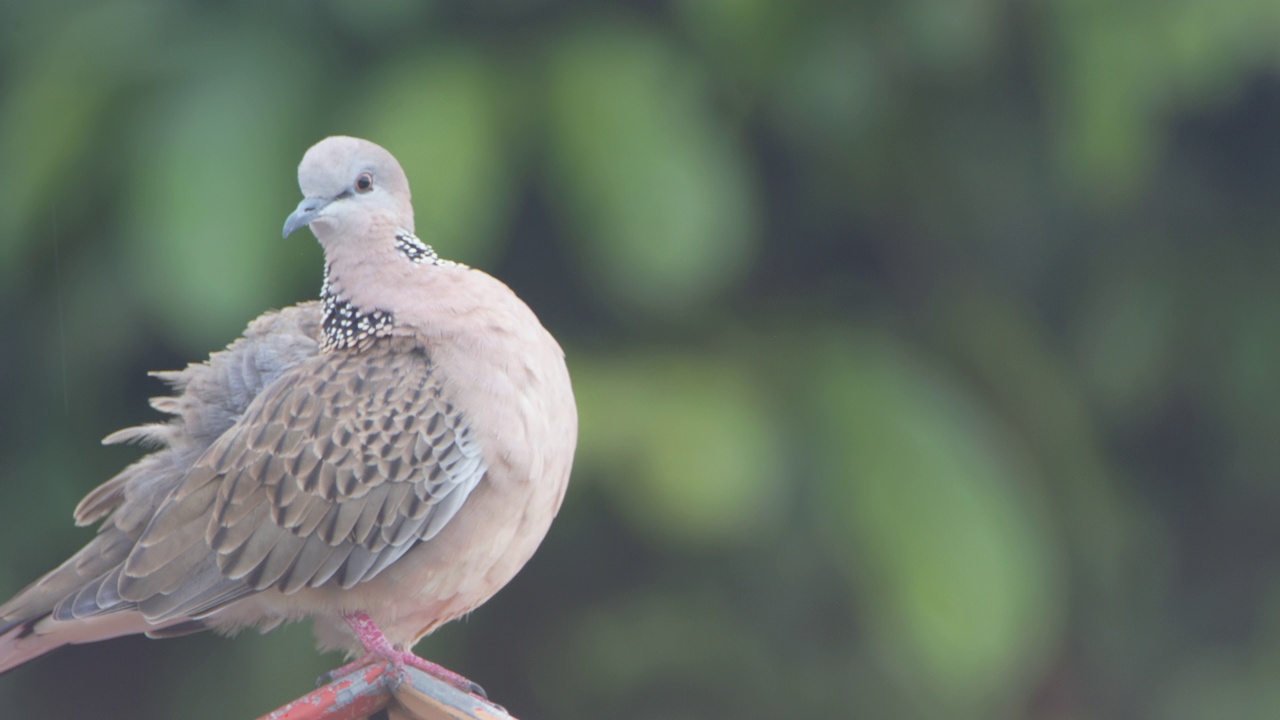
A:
[0,610,178,675]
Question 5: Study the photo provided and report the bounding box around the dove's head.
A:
[283,136,414,245]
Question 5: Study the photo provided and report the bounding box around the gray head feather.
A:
[282,136,415,244]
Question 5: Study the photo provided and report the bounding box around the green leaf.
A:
[1045,0,1280,202]
[672,0,805,89]
[546,21,759,317]
[574,351,784,548]
[122,34,316,352]
[0,0,172,277]
[813,330,1061,714]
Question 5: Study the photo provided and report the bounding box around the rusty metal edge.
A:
[255,661,398,720]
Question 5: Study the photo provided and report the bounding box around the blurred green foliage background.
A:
[0,1,1278,718]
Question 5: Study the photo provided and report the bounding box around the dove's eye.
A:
[356,173,374,193]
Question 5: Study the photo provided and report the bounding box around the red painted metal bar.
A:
[256,661,400,720]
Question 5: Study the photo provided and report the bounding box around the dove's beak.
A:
[283,197,332,239]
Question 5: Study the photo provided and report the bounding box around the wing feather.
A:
[117,337,487,621]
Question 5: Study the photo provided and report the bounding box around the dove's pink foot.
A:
[322,611,487,699]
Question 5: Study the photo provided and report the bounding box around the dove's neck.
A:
[319,265,395,351]
[392,231,451,265]
[319,229,466,352]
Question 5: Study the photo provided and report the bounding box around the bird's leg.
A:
[323,611,488,699]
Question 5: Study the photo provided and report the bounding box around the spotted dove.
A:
[0,136,577,695]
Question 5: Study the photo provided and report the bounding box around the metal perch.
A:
[256,662,516,720]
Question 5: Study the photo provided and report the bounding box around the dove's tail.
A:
[0,613,63,674]
[0,610,168,675]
